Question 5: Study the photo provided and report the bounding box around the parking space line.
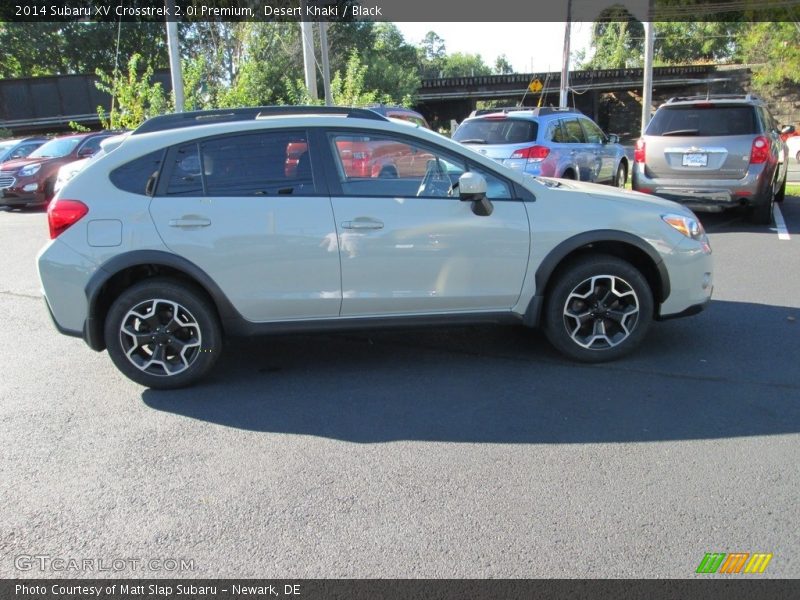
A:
[773,205,791,241]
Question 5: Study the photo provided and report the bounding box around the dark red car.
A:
[0,131,114,208]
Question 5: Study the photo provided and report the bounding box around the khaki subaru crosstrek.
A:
[38,106,713,388]
[632,94,790,225]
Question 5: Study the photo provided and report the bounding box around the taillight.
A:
[634,139,646,163]
[750,136,769,164]
[48,199,88,239]
[351,151,369,177]
[511,145,550,161]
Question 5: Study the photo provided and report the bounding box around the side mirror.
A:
[781,125,796,135]
[607,134,620,144]
[77,148,95,158]
[458,172,493,217]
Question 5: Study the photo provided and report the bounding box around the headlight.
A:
[662,213,705,241]
[19,163,41,177]
[662,213,711,252]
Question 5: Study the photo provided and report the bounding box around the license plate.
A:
[682,153,708,167]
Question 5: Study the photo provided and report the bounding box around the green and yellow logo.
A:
[696,552,773,574]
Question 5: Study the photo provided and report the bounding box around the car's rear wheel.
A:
[749,185,775,225]
[775,176,786,204]
[543,255,653,362]
[613,162,627,188]
[104,278,221,389]
[561,169,576,180]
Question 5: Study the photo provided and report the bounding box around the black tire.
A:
[104,278,222,389]
[543,255,654,362]
[613,162,627,188]
[775,177,786,204]
[561,170,576,180]
[749,187,774,225]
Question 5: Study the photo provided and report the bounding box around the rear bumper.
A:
[632,164,771,211]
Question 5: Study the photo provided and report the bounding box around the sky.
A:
[394,22,594,74]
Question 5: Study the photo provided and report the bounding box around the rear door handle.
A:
[168,217,212,228]
[341,218,384,230]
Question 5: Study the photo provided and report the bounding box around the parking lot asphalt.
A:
[1,198,798,578]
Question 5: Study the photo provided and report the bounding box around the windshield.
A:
[0,141,17,152]
[28,137,82,159]
[646,105,757,136]
[453,118,538,144]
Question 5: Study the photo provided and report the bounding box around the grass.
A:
[786,183,800,198]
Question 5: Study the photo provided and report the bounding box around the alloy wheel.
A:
[119,298,202,377]
[562,274,640,349]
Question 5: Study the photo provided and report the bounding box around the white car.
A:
[786,134,800,164]
[38,106,713,388]
[53,133,130,194]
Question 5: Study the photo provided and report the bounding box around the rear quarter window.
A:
[109,150,165,195]
[646,105,758,136]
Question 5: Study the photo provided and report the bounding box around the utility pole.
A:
[300,17,318,100]
[165,0,184,112]
[559,0,572,108]
[319,22,333,106]
[641,22,655,135]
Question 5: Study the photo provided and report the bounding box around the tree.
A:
[95,53,169,130]
[440,53,492,78]
[361,23,420,104]
[740,22,800,87]
[494,55,514,74]
[417,31,447,78]
[581,14,743,70]
[0,22,167,77]
[582,7,644,69]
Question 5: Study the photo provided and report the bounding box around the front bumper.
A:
[657,236,713,319]
[0,186,45,207]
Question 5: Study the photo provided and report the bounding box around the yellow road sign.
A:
[528,79,543,93]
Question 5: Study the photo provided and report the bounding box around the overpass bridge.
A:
[416,64,747,136]
[0,65,753,139]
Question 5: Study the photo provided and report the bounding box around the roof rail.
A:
[132,105,388,135]
[666,93,761,103]
[470,106,579,118]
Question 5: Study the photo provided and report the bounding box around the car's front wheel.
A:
[104,278,222,389]
[543,255,653,362]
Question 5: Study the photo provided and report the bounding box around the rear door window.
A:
[562,119,586,143]
[162,130,316,197]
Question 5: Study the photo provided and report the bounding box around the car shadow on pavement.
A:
[142,299,800,444]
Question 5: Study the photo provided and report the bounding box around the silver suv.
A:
[453,107,629,187]
[38,106,713,388]
[632,94,790,225]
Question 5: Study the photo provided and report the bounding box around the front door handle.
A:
[168,217,212,228]
[341,218,384,230]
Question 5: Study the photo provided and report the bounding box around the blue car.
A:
[453,107,628,187]
[0,137,48,164]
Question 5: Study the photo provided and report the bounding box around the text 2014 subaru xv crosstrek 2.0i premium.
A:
[38,107,713,389]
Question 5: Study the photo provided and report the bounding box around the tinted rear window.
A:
[647,105,758,136]
[453,118,538,144]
